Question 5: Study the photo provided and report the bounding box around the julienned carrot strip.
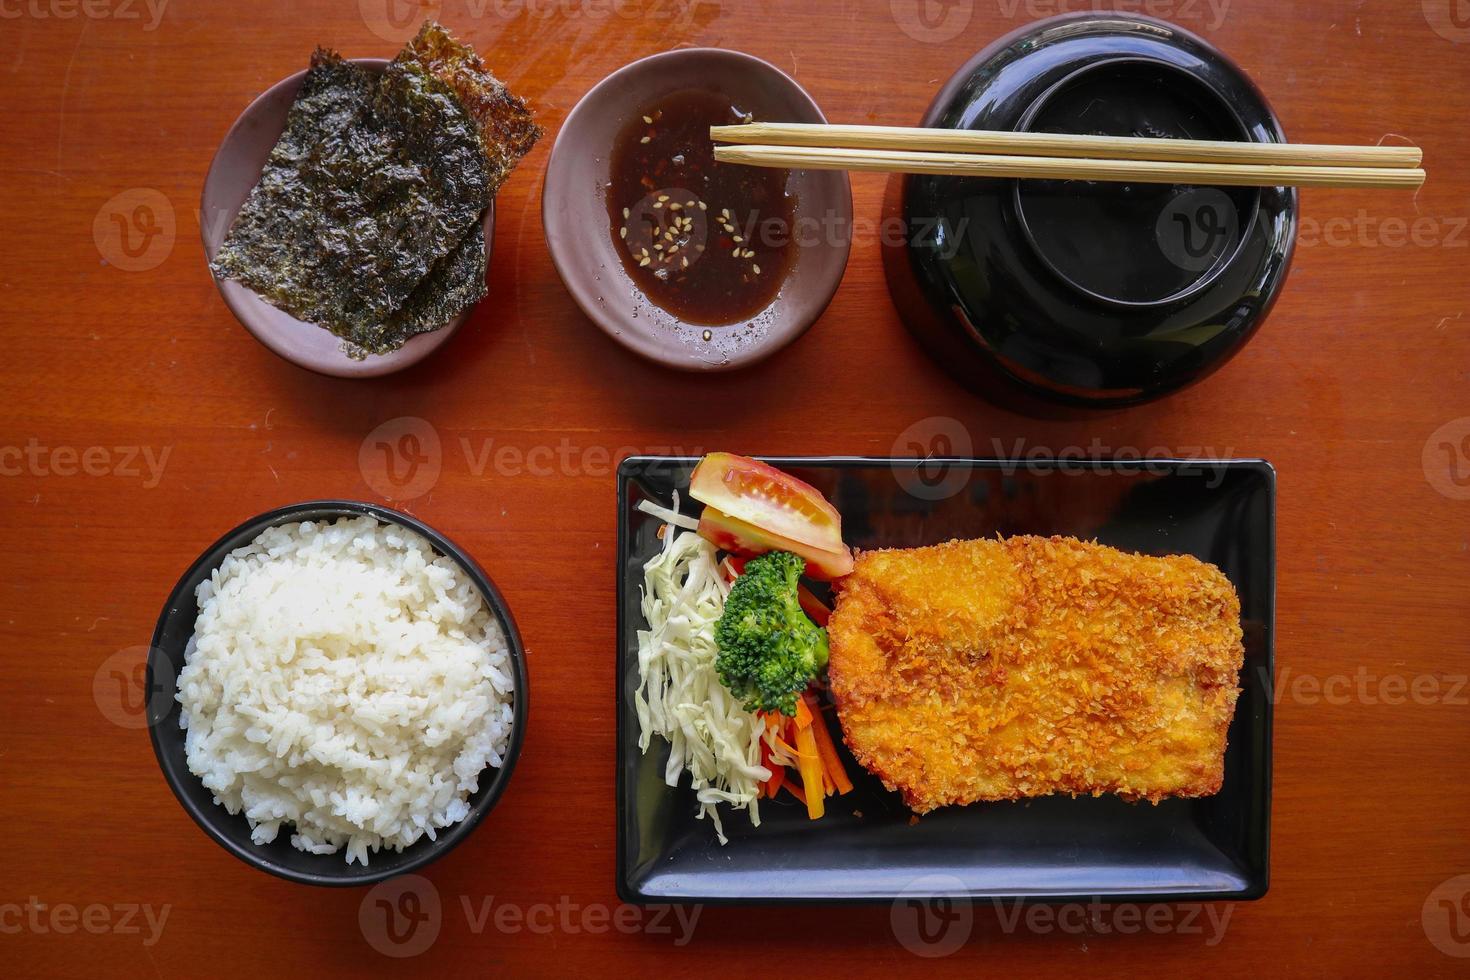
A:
[803,693,854,795]
[765,763,786,798]
[793,723,826,819]
[784,781,807,806]
[794,697,814,729]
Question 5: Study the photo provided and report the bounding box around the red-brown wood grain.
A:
[2,1,1468,976]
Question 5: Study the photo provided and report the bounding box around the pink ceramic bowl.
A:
[201,58,492,379]
[543,48,852,372]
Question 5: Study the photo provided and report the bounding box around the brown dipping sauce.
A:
[606,90,797,326]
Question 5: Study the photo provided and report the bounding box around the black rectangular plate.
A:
[616,457,1274,905]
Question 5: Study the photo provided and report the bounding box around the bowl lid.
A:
[885,13,1298,409]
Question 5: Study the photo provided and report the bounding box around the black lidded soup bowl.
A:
[882,13,1298,414]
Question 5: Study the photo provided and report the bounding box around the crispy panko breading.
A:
[827,536,1243,813]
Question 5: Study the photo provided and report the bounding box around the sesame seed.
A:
[653,202,662,209]
[697,201,707,210]
[752,264,761,274]
[681,258,689,268]
[670,202,682,211]
[657,195,669,202]
[732,235,743,243]
[639,136,650,144]
[619,226,627,239]
[622,207,629,219]
[642,115,653,124]
[639,257,650,266]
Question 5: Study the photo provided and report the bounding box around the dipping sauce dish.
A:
[544,48,852,372]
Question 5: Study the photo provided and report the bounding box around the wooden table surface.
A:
[4,0,1468,975]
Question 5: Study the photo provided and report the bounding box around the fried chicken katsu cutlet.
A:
[827,536,1243,813]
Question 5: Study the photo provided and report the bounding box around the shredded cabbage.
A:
[634,504,770,843]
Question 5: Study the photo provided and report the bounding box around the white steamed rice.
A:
[176,515,514,865]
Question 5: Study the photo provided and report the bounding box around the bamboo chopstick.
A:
[711,144,1426,190]
[710,122,1423,170]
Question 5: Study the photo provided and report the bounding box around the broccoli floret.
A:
[714,550,829,716]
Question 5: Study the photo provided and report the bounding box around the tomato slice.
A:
[689,453,845,554]
[698,506,854,580]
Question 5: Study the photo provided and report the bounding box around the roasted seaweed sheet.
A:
[399,21,542,194]
[212,23,538,356]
